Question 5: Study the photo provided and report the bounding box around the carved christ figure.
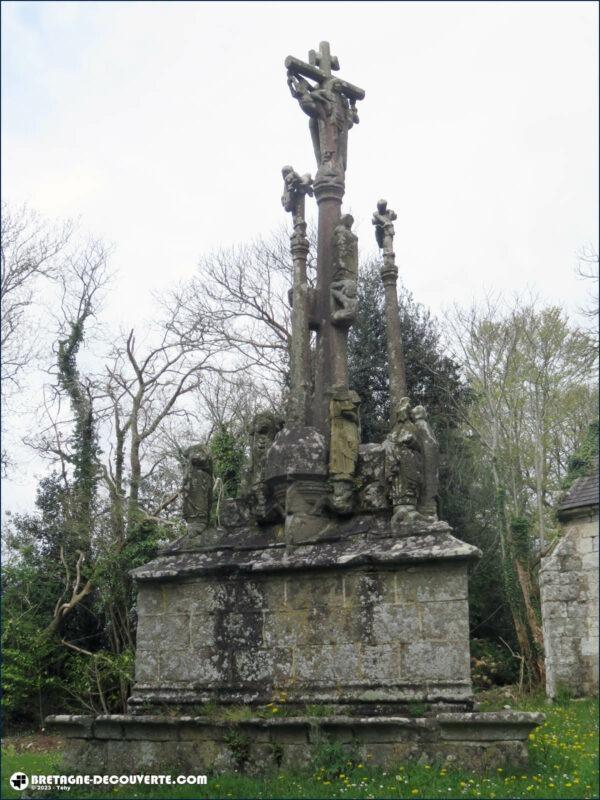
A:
[287,72,358,175]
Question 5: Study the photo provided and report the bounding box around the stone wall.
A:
[49,711,543,774]
[540,512,599,698]
[131,562,473,710]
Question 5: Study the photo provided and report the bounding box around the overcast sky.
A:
[2,0,598,511]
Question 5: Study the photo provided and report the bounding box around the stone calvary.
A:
[48,41,543,773]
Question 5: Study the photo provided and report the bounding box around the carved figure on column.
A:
[328,386,361,514]
[243,411,284,522]
[281,166,313,427]
[287,74,357,178]
[182,445,213,533]
[412,405,439,521]
[372,199,397,257]
[330,213,358,326]
[281,166,313,231]
[383,397,427,530]
[372,198,408,419]
[285,42,364,187]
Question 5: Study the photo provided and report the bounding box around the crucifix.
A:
[285,41,365,437]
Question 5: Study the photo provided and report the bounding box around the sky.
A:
[2,0,598,511]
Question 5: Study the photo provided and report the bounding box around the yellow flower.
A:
[411,791,419,796]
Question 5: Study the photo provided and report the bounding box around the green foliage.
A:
[224,728,252,770]
[470,638,520,689]
[311,737,359,781]
[510,516,533,563]
[62,649,134,714]
[1,602,63,724]
[348,260,466,443]
[210,424,246,498]
[2,696,598,798]
[563,418,599,487]
[57,319,101,550]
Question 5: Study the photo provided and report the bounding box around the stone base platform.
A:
[47,711,543,774]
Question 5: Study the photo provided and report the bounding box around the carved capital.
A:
[313,175,345,204]
[290,231,310,256]
[380,261,398,286]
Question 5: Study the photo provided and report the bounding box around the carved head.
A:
[249,411,283,455]
[185,444,213,473]
[377,199,388,215]
[412,405,427,422]
[340,213,354,230]
[394,397,412,424]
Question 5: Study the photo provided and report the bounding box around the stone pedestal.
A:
[48,711,544,775]
[47,520,544,772]
[128,526,477,712]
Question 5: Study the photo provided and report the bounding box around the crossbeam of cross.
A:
[285,41,365,102]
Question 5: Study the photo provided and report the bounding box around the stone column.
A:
[282,166,313,426]
[373,199,407,426]
[284,41,364,438]
[313,174,345,435]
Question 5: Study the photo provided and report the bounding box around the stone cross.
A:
[373,199,408,423]
[285,42,365,437]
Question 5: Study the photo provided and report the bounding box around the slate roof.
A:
[558,457,599,513]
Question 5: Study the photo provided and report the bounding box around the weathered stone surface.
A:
[540,510,599,698]
[181,445,213,534]
[128,555,477,711]
[47,711,543,774]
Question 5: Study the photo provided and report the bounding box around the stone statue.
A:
[372,199,397,256]
[384,397,427,529]
[182,444,213,532]
[328,387,360,514]
[330,213,358,326]
[287,72,356,176]
[281,166,313,226]
[243,411,284,523]
[372,197,408,421]
[412,405,439,521]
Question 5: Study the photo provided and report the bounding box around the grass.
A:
[1,695,598,800]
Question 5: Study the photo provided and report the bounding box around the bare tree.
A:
[36,239,110,635]
[168,227,316,385]
[0,203,74,473]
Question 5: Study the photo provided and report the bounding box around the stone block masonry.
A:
[47,712,544,775]
[128,534,476,713]
[540,512,599,698]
